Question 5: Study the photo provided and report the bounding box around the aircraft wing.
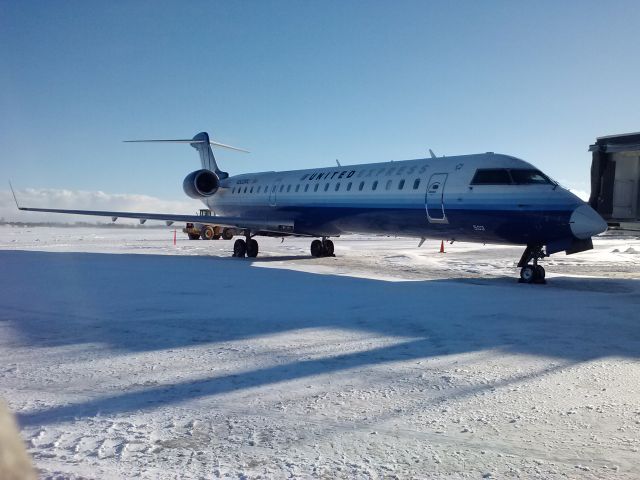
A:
[14,205,294,234]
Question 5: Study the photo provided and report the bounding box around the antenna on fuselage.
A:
[336,159,341,167]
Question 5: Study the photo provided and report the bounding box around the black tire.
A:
[323,239,334,256]
[534,265,546,282]
[520,265,535,283]
[202,226,215,240]
[310,239,323,257]
[233,239,247,258]
[188,233,200,240]
[213,235,221,240]
[247,239,259,258]
[222,228,234,240]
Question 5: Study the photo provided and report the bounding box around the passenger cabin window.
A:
[295,185,300,192]
[385,180,392,190]
[398,179,405,190]
[287,185,291,192]
[305,184,309,192]
[413,178,420,189]
[279,185,284,193]
[324,183,330,191]
[314,184,319,192]
[359,181,365,191]
[372,181,378,191]
[347,182,352,191]
[257,186,261,193]
[250,187,254,193]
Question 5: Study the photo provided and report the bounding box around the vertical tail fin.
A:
[190,132,228,179]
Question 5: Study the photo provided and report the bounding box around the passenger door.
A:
[425,173,448,223]
[269,184,278,207]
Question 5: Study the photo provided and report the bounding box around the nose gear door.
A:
[425,173,448,223]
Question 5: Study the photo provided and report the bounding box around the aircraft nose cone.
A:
[570,204,608,239]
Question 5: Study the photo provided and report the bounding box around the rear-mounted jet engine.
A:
[183,169,220,198]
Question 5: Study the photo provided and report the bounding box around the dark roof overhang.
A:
[589,132,640,153]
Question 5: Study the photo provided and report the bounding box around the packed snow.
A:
[1,225,639,479]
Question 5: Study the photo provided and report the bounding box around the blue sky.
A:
[2,0,639,204]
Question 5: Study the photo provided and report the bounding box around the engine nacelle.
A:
[183,169,220,198]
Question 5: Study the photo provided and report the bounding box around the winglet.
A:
[429,149,437,159]
[8,181,21,209]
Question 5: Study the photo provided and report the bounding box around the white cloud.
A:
[0,188,203,224]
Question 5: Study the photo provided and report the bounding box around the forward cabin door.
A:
[269,184,277,207]
[425,173,448,223]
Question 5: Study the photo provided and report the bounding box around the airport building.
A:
[589,132,640,228]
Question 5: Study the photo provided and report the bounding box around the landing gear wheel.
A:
[517,245,548,285]
[222,228,234,240]
[519,265,535,284]
[310,239,323,257]
[188,233,200,240]
[213,235,221,240]
[201,226,215,240]
[246,239,259,258]
[534,265,546,283]
[233,239,247,258]
[323,239,334,257]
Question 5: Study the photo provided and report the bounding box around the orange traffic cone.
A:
[439,240,445,253]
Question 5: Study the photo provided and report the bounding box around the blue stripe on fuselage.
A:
[212,202,573,245]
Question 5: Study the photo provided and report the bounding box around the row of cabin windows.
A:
[231,178,421,195]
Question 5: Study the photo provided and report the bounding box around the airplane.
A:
[12,131,608,284]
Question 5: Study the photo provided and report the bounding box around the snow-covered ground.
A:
[1,226,639,479]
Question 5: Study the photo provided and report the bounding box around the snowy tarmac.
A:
[1,226,639,479]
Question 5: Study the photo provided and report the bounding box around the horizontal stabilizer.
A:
[124,138,249,153]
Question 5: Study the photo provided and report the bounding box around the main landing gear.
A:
[232,235,336,259]
[517,245,547,284]
[232,233,259,258]
[310,237,334,257]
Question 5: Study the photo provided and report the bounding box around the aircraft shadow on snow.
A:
[1,250,638,426]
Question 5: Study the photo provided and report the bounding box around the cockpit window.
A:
[471,169,512,185]
[510,169,552,184]
[471,168,552,185]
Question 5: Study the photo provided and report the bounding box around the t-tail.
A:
[124,131,249,179]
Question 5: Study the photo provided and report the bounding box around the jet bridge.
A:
[589,132,640,229]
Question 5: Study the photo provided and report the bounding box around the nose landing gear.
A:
[518,245,547,284]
